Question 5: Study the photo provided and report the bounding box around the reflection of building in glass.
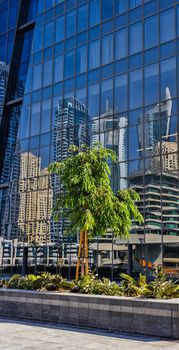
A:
[0,62,9,124]
[153,140,178,174]
[137,87,172,171]
[18,152,53,244]
[51,97,88,243]
[130,173,179,274]
[92,103,128,190]
[0,1,179,277]
[130,173,179,265]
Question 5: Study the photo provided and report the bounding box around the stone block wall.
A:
[0,289,178,339]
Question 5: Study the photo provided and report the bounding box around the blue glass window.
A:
[115,0,128,15]
[54,55,63,82]
[129,108,142,126]
[32,64,42,90]
[115,28,128,60]
[78,4,88,32]
[115,74,128,112]
[102,20,113,35]
[30,103,40,136]
[129,126,141,160]
[101,0,113,21]
[66,0,76,10]
[76,74,86,88]
[64,51,75,78]
[130,22,142,54]
[177,6,179,36]
[88,69,100,84]
[7,30,15,64]
[76,45,87,74]
[102,34,114,65]
[76,87,86,106]
[43,59,53,87]
[88,83,99,118]
[144,47,158,64]
[144,63,159,105]
[130,0,142,9]
[160,0,174,10]
[160,41,176,59]
[38,1,44,13]
[115,13,128,29]
[19,106,30,139]
[101,79,113,114]
[39,146,50,169]
[45,0,55,9]
[89,26,100,40]
[144,0,158,17]
[33,26,43,52]
[0,0,7,34]
[144,15,158,49]
[129,69,142,108]
[55,16,64,43]
[41,99,51,134]
[161,57,176,100]
[44,21,54,48]
[66,10,76,38]
[160,9,175,44]
[77,31,87,45]
[90,0,100,27]
[89,40,100,70]
[0,34,6,62]
[8,1,19,29]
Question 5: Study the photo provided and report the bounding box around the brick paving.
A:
[0,318,179,350]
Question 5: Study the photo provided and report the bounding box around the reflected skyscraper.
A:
[17,151,52,244]
[92,101,128,190]
[51,97,88,242]
[0,62,9,124]
[137,87,172,172]
[0,0,179,277]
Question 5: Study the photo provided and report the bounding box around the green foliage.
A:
[48,143,143,238]
[75,273,122,296]
[6,273,74,291]
[2,268,179,299]
[119,267,179,299]
[8,274,21,289]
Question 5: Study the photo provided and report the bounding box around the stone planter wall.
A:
[0,289,178,339]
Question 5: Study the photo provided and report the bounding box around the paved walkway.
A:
[0,318,179,350]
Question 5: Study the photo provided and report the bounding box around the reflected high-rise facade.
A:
[0,0,179,278]
[51,96,88,244]
[0,62,9,124]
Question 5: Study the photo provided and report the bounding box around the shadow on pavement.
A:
[0,316,178,344]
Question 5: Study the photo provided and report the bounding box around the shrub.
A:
[76,273,122,296]
[3,267,179,299]
[120,267,179,299]
[8,274,21,289]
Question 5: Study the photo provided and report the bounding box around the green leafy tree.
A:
[48,143,143,279]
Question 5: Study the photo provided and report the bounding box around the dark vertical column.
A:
[127,244,133,276]
[22,246,28,275]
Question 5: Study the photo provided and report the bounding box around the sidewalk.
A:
[0,318,179,350]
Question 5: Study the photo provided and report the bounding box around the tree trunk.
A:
[75,230,89,280]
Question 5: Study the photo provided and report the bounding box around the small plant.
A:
[75,273,122,296]
[8,274,21,289]
[3,268,179,299]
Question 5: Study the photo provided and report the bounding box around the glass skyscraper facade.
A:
[0,0,179,279]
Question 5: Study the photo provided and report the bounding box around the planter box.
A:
[0,289,178,339]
